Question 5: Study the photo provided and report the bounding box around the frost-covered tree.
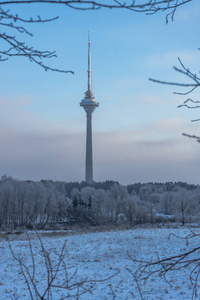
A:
[90,188,108,224]
[173,187,198,225]
[159,191,176,215]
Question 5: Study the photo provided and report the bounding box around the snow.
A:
[1,226,200,299]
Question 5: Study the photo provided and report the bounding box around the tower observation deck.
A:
[80,31,99,184]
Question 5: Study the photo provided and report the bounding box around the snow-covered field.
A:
[1,226,200,299]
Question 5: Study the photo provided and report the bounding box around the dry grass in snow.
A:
[1,226,200,299]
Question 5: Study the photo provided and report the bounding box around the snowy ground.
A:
[1,226,200,299]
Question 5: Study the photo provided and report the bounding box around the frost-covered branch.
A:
[149,58,200,96]
[0,1,193,72]
[8,230,119,299]
[128,231,200,300]
[0,0,193,21]
[149,57,200,141]
[182,133,200,143]
[0,7,74,73]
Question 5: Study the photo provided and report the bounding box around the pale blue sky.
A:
[0,1,200,184]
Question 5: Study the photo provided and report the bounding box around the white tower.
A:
[80,31,99,184]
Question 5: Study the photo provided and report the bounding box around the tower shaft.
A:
[85,111,93,183]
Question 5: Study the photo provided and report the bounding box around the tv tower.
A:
[80,31,99,184]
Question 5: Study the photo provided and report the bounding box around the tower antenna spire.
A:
[88,29,91,94]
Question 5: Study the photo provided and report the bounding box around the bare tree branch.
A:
[0,6,74,73]
[128,239,200,300]
[182,133,200,143]
[177,99,200,110]
[0,1,193,72]
[149,57,200,141]
[178,99,200,122]
[126,267,144,300]
[149,58,200,95]
[8,230,119,299]
[0,0,192,14]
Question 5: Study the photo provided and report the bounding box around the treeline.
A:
[0,175,200,229]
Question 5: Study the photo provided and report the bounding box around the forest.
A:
[0,175,200,230]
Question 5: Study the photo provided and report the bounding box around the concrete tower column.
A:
[80,31,99,184]
[86,111,93,183]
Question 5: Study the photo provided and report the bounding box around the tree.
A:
[174,188,196,225]
[0,0,192,73]
[159,191,175,215]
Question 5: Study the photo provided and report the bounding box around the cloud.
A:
[0,95,199,184]
[175,2,200,23]
[93,130,200,184]
[0,95,86,181]
[0,126,85,181]
[144,50,200,69]
[110,78,145,89]
[136,94,162,106]
[0,121,199,184]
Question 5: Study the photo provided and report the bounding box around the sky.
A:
[0,0,200,185]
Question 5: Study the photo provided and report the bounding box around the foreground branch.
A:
[0,1,193,21]
[149,57,200,138]
[8,230,119,299]
[149,58,200,96]
[182,133,200,143]
[0,7,74,73]
[0,1,193,71]
[128,231,200,300]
